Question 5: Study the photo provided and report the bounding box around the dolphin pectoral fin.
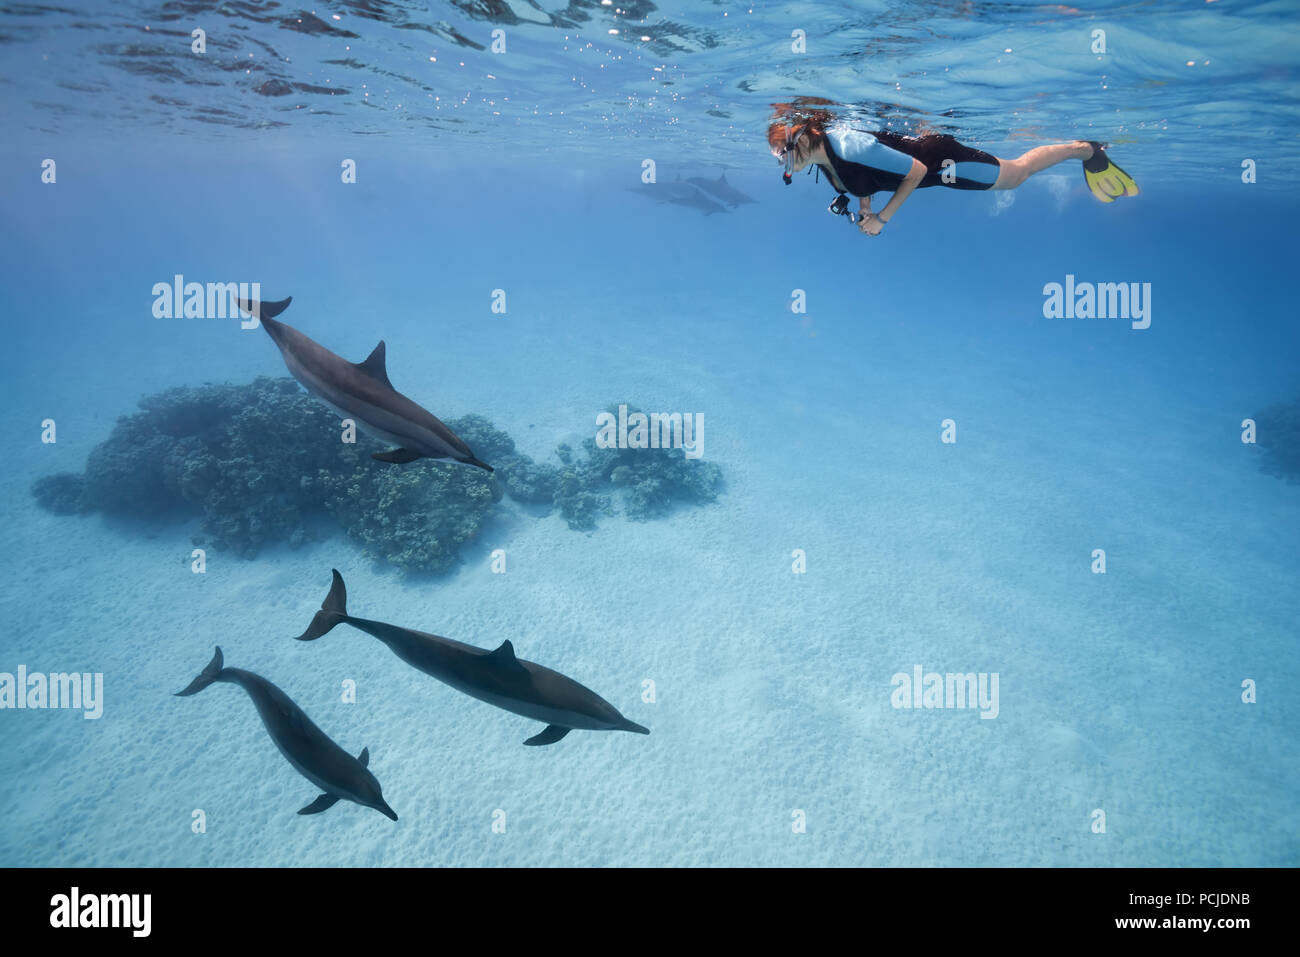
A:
[298,793,341,815]
[372,448,422,464]
[355,341,394,389]
[358,747,369,767]
[524,725,571,747]
[482,640,529,675]
[460,456,495,473]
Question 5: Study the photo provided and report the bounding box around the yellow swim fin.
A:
[1082,142,1139,203]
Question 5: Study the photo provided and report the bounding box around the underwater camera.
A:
[828,193,858,223]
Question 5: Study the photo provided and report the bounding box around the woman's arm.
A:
[862,158,927,234]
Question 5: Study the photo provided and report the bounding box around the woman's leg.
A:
[992,141,1094,190]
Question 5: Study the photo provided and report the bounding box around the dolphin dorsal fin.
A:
[719,172,728,183]
[356,341,393,389]
[482,640,527,674]
[358,747,370,767]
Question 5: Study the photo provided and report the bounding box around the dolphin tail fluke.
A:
[174,646,225,696]
[298,793,341,815]
[295,569,349,641]
[524,724,572,746]
[236,295,293,322]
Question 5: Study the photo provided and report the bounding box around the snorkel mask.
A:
[778,126,805,185]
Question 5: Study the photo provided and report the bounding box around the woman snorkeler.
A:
[768,109,1138,236]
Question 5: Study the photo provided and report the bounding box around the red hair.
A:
[766,103,837,152]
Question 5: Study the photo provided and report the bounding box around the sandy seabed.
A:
[2,307,1297,867]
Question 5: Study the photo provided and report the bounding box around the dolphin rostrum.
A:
[175,646,398,821]
[238,296,492,472]
[296,569,650,747]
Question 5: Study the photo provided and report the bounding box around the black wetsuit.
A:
[817,126,1001,197]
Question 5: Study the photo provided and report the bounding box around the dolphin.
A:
[667,181,728,216]
[175,646,398,821]
[295,569,650,747]
[627,179,728,216]
[238,296,492,471]
[687,172,757,207]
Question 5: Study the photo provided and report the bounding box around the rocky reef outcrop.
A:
[33,379,724,572]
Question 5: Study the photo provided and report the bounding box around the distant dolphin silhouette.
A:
[665,179,728,215]
[296,569,650,747]
[175,646,398,821]
[627,179,728,216]
[238,296,492,471]
[687,172,756,207]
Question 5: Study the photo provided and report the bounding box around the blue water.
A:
[1,1,1297,866]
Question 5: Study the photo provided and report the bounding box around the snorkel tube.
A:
[780,126,805,185]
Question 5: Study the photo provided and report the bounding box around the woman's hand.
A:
[859,213,886,236]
